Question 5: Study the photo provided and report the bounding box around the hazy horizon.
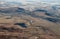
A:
[0,0,60,3]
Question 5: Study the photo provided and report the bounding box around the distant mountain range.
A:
[0,1,60,23]
[0,1,60,17]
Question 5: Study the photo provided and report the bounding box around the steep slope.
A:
[0,1,60,39]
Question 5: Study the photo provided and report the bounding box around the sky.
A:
[0,0,38,1]
[0,0,60,3]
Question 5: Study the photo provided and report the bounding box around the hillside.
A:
[0,1,60,39]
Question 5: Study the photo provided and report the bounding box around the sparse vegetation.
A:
[0,1,60,39]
